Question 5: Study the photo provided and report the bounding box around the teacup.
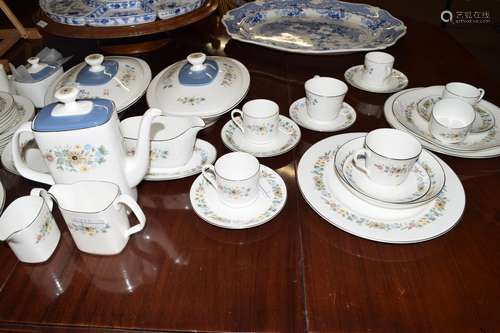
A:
[442,82,485,105]
[231,99,280,144]
[429,98,475,144]
[353,128,422,186]
[361,52,394,86]
[202,152,260,207]
[305,75,348,122]
[0,190,60,263]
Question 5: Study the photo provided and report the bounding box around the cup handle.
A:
[231,109,244,133]
[477,88,485,101]
[385,66,392,76]
[115,194,146,237]
[352,148,371,176]
[201,164,217,190]
[30,188,54,211]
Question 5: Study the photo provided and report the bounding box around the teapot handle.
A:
[12,123,55,186]
[115,194,146,237]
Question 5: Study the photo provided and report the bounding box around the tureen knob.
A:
[85,54,105,73]
[187,53,206,71]
[54,86,79,105]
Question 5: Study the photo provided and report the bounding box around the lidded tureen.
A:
[146,52,250,126]
[45,54,151,113]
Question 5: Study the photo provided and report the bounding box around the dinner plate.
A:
[297,133,465,244]
[222,0,406,54]
[384,88,500,158]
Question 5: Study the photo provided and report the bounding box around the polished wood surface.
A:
[0,12,499,333]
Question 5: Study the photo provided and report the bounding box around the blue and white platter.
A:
[40,0,204,27]
[222,0,407,54]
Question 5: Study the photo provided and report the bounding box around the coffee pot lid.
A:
[146,52,250,117]
[34,86,114,132]
[44,54,151,114]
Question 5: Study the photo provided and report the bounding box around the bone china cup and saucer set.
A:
[0,0,494,263]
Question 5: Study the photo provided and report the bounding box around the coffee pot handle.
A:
[115,194,146,237]
[352,148,371,176]
[12,123,55,185]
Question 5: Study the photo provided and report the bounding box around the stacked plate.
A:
[0,92,35,154]
[297,133,465,244]
[385,86,500,158]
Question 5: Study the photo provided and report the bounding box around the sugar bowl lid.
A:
[44,54,151,113]
[146,52,250,117]
[14,57,62,83]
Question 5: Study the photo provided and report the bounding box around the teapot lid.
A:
[34,86,114,132]
[44,54,151,114]
[146,52,250,117]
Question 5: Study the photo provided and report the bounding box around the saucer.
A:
[221,115,301,158]
[333,136,446,209]
[417,95,495,133]
[344,65,409,93]
[1,132,48,176]
[190,165,287,229]
[289,97,356,132]
[144,139,216,181]
[297,133,465,244]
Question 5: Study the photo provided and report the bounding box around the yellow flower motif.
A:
[80,166,89,173]
[67,150,87,166]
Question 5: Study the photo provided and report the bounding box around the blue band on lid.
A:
[33,99,114,132]
[76,60,118,86]
[178,60,218,86]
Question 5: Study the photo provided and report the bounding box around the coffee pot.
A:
[11,86,161,199]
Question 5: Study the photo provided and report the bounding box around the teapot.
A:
[11,86,161,199]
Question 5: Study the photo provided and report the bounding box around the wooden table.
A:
[0,14,499,333]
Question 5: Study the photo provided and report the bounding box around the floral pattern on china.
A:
[35,213,54,244]
[44,144,108,173]
[222,0,407,54]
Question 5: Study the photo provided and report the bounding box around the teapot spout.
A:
[125,108,161,187]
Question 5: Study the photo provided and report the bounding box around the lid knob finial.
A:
[187,53,206,71]
[85,54,105,73]
[55,86,79,105]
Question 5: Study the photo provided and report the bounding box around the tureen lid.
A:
[14,57,62,83]
[44,54,151,113]
[146,52,250,117]
[34,86,114,132]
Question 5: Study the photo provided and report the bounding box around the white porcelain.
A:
[44,181,146,255]
[289,97,356,132]
[442,82,485,105]
[305,75,347,122]
[0,95,36,153]
[334,136,446,209]
[297,132,466,244]
[0,64,10,93]
[391,86,500,152]
[45,54,151,113]
[202,152,260,207]
[221,115,301,157]
[12,86,161,199]
[0,190,60,263]
[0,181,4,213]
[384,87,500,158]
[14,57,64,108]
[121,115,204,169]
[190,165,287,229]
[344,64,408,93]
[417,95,494,134]
[361,52,394,86]
[144,139,216,181]
[231,99,280,144]
[352,128,422,186]
[1,132,48,175]
[147,52,250,125]
[429,98,475,144]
